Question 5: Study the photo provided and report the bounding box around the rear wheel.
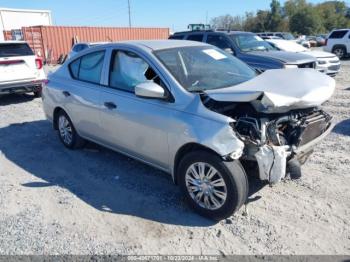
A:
[178,150,248,220]
[333,46,346,59]
[33,90,42,98]
[56,110,85,149]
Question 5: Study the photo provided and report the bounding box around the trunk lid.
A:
[204,69,335,113]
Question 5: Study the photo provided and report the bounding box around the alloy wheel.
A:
[185,162,227,210]
[58,115,73,145]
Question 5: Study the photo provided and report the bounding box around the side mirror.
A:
[135,81,166,99]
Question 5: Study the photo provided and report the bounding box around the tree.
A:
[284,0,308,17]
[289,7,322,35]
[210,0,350,35]
[244,10,270,32]
[211,14,245,30]
[268,0,283,31]
[316,1,350,32]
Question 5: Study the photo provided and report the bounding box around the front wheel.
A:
[178,151,248,221]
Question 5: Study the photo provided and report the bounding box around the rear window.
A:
[186,34,204,42]
[69,51,105,84]
[0,43,34,57]
[329,30,348,39]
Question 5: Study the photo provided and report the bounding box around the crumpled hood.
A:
[248,50,315,64]
[205,69,335,114]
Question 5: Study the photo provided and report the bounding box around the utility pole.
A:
[128,0,132,28]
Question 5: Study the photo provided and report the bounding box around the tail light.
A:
[35,58,43,70]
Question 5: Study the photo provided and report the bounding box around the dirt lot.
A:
[0,61,349,255]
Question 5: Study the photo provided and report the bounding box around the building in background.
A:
[0,7,52,41]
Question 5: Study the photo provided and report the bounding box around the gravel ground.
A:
[0,61,349,255]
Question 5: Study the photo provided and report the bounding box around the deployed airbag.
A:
[205,69,335,113]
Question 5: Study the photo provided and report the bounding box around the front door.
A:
[99,49,172,170]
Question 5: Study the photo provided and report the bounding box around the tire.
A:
[333,46,346,59]
[178,150,248,221]
[33,90,42,98]
[56,110,85,149]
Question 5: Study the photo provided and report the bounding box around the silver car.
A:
[42,40,335,220]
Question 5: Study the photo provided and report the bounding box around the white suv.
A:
[0,41,46,97]
[324,29,350,59]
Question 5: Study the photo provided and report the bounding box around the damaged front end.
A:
[203,99,334,184]
[201,69,335,183]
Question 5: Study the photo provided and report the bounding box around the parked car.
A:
[170,30,317,72]
[42,40,335,220]
[266,39,340,76]
[0,41,46,97]
[315,35,327,46]
[69,42,109,58]
[258,35,282,40]
[257,32,311,48]
[305,36,318,47]
[324,29,350,59]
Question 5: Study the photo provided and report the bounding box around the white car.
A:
[68,42,109,58]
[323,29,350,59]
[267,39,340,76]
[257,32,311,48]
[0,41,46,97]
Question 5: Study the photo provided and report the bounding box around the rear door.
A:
[0,43,37,83]
[62,50,106,141]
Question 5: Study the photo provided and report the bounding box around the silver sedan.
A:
[42,40,334,220]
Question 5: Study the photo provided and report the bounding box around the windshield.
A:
[230,34,277,52]
[154,46,256,92]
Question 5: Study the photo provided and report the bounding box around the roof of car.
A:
[101,40,209,51]
[173,30,254,36]
[73,42,110,46]
[331,29,350,31]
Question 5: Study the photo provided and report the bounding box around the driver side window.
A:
[109,50,165,93]
[207,35,232,50]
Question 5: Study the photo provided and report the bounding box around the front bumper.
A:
[316,62,341,76]
[254,118,334,184]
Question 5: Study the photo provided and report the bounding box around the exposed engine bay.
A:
[202,95,333,183]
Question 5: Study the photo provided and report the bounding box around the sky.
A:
[0,0,335,31]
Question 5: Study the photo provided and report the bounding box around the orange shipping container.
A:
[21,25,170,64]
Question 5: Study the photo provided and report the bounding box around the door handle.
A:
[104,102,117,110]
[62,91,70,97]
